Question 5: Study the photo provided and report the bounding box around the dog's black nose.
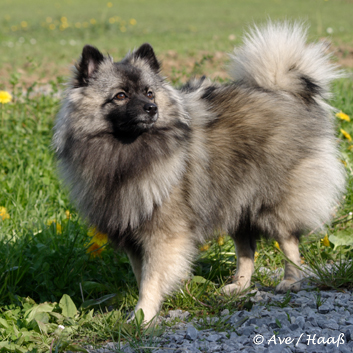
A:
[143,103,158,116]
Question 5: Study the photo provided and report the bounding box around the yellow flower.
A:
[61,17,68,23]
[109,17,115,24]
[65,210,71,219]
[336,111,350,122]
[90,18,96,25]
[21,21,28,28]
[47,220,62,234]
[130,18,137,25]
[107,2,113,7]
[340,129,352,142]
[0,207,10,220]
[321,234,330,247]
[274,241,280,250]
[0,91,12,104]
[200,243,210,252]
[254,251,259,262]
[86,242,104,257]
[217,235,225,246]
[86,227,108,257]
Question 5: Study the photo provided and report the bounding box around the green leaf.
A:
[35,319,48,335]
[0,342,27,352]
[59,294,78,318]
[134,308,144,326]
[329,232,353,249]
[0,317,9,328]
[25,303,54,322]
[191,276,208,284]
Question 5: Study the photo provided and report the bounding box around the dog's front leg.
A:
[133,227,196,324]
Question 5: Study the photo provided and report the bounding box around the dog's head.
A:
[72,43,165,136]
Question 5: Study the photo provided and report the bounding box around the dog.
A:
[53,22,345,323]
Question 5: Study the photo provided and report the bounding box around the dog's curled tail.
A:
[229,22,343,101]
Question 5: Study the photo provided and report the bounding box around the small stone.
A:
[318,304,332,314]
[206,333,222,342]
[167,309,184,319]
[295,316,305,329]
[340,346,352,353]
[185,325,198,341]
[345,326,353,341]
[346,317,353,325]
[289,323,299,331]
[221,308,229,316]
[237,326,254,336]
[325,319,339,330]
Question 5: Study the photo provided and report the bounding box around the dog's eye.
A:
[146,91,154,100]
[115,92,127,100]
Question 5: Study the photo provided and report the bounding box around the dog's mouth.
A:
[134,113,158,130]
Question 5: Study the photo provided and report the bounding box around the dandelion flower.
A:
[109,17,115,24]
[21,21,28,28]
[274,241,280,250]
[254,251,259,262]
[340,129,352,142]
[200,243,210,252]
[0,91,12,104]
[130,18,137,25]
[107,2,113,7]
[65,210,71,219]
[336,111,350,122]
[86,227,108,257]
[217,235,225,246]
[321,234,330,247]
[0,207,10,220]
[47,220,62,234]
[90,18,96,25]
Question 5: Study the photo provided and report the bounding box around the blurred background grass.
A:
[0,0,352,86]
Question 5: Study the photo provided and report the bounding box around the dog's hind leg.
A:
[275,234,302,292]
[221,228,257,295]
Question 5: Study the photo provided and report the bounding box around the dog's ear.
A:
[134,43,160,72]
[75,45,104,86]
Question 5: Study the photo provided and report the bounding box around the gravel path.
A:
[80,286,353,353]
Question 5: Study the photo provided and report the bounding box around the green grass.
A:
[0,0,353,351]
[1,0,353,86]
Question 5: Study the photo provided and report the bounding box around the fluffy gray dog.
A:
[53,22,345,323]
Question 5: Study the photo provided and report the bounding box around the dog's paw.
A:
[221,279,250,296]
[275,279,301,293]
